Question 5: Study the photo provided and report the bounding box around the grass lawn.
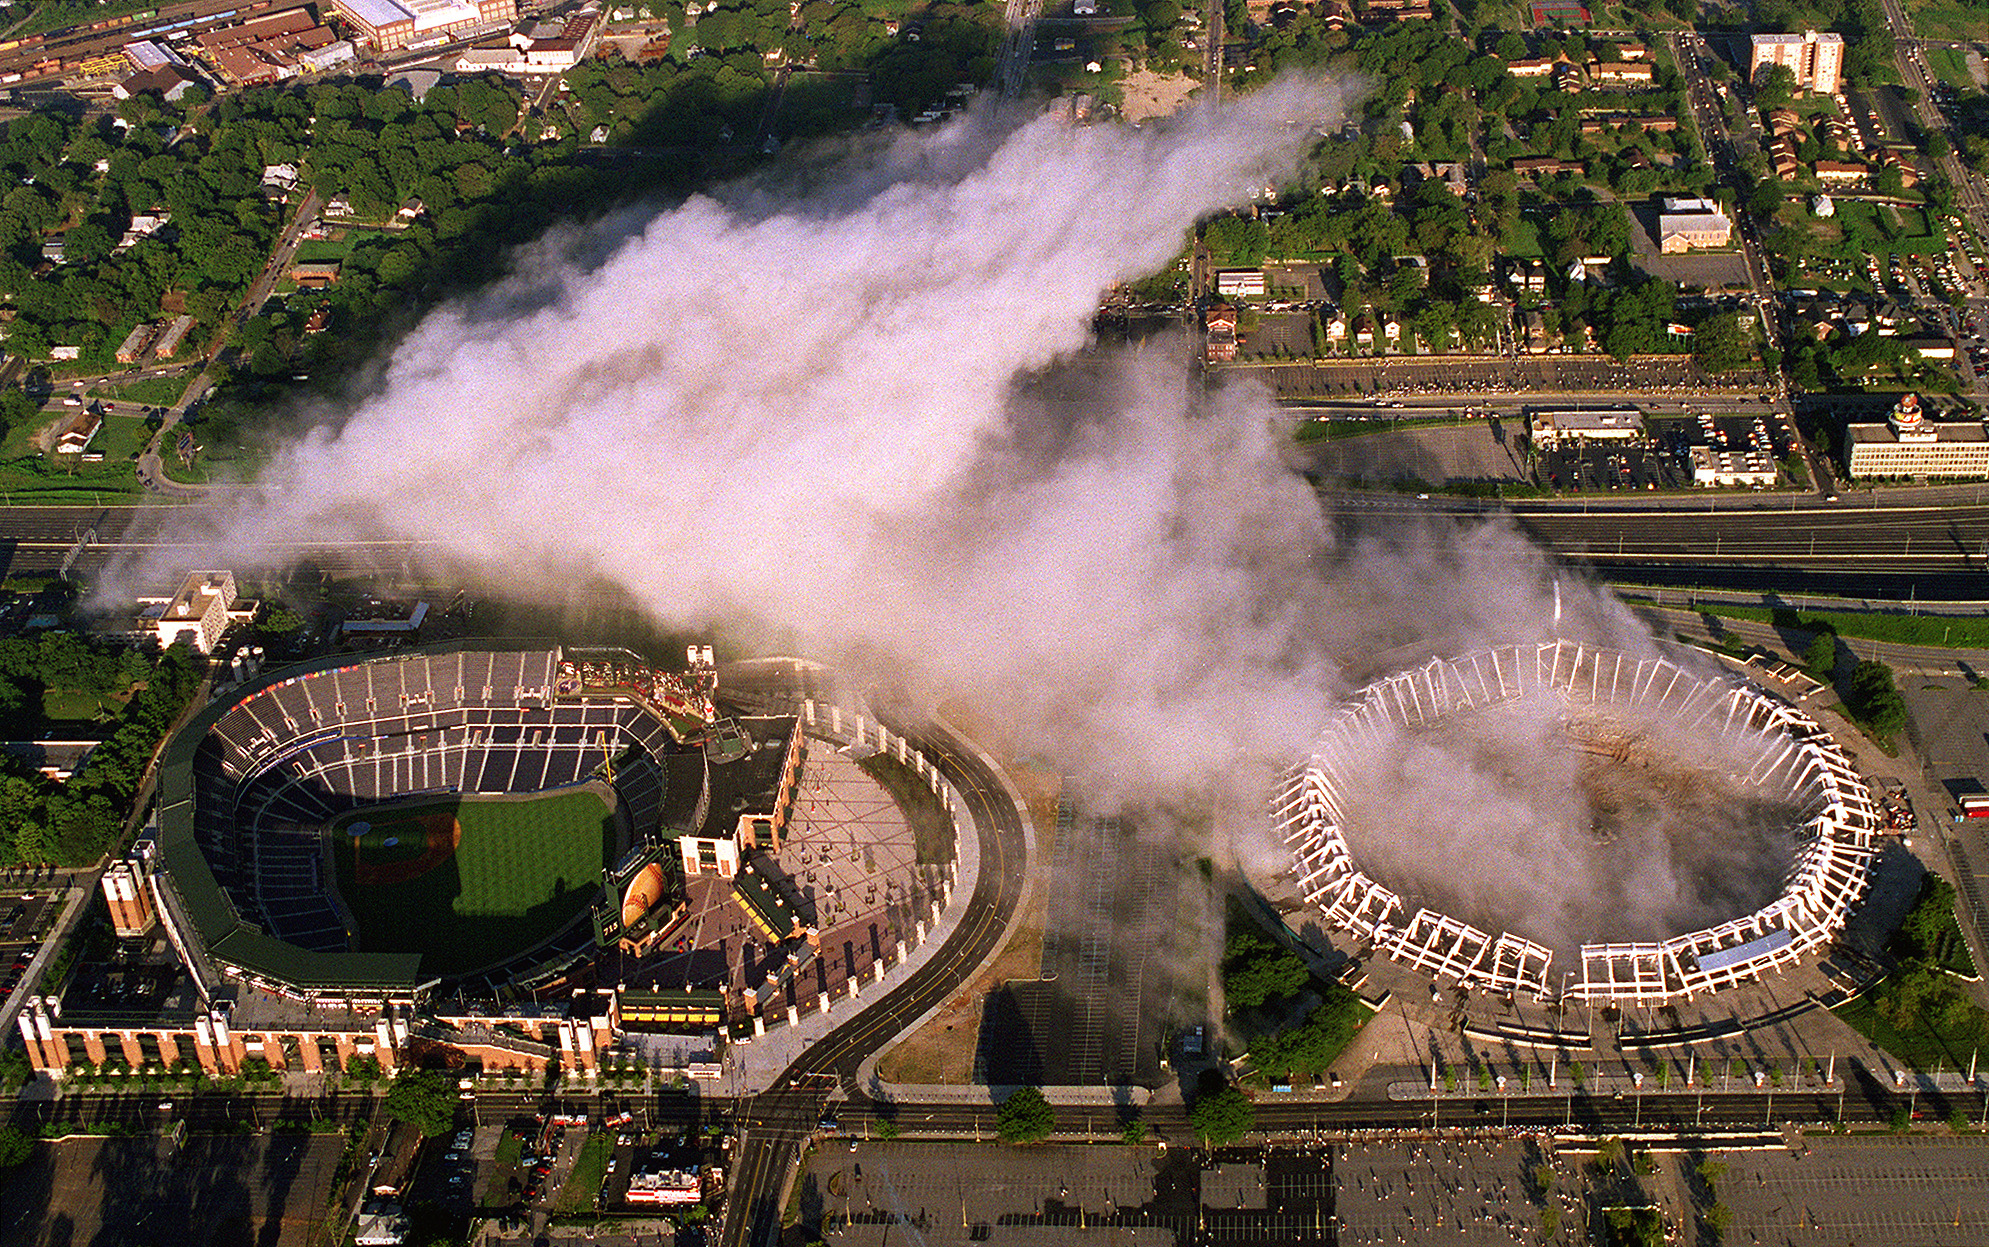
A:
[856,752,953,864]
[1640,599,1989,649]
[0,409,145,504]
[6,0,159,38]
[1831,199,1946,256]
[101,375,193,407]
[1503,218,1545,258]
[41,685,126,724]
[293,237,358,264]
[329,790,614,975]
[552,1133,611,1214]
[1927,44,1979,92]
[163,415,266,485]
[1293,413,1470,443]
[1833,975,1989,1069]
[1906,0,1989,44]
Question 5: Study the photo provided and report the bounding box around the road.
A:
[15,484,1989,588]
[1666,32,1828,491]
[1875,0,1989,395]
[994,0,1045,98]
[1506,498,1989,569]
[717,718,1029,1247]
[136,187,322,499]
[12,1074,1945,1157]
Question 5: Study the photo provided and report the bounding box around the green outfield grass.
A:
[329,790,614,974]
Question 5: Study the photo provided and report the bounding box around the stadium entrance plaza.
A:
[626,746,927,1009]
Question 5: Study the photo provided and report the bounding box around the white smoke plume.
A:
[172,77,1397,782]
[136,76,1785,954]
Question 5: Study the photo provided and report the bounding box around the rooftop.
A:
[338,0,415,27]
[163,571,233,622]
[1847,421,1988,444]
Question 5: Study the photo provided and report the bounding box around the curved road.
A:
[719,718,1028,1247]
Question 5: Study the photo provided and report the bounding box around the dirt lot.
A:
[1117,67,1199,123]
[875,765,1062,1085]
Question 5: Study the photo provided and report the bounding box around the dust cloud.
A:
[142,78,1777,958]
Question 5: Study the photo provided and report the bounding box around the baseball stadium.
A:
[1275,640,1880,1006]
[14,641,966,1083]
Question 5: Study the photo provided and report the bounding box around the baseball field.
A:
[328,790,615,974]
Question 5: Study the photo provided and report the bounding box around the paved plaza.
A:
[624,742,929,1004]
[789,747,931,996]
[1334,1134,1563,1246]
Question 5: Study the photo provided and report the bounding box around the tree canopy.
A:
[1848,660,1907,739]
[1188,1080,1254,1146]
[383,1068,460,1137]
[995,1086,1055,1144]
[1222,931,1308,1011]
[0,1124,31,1169]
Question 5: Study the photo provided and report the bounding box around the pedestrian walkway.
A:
[717,717,1027,1098]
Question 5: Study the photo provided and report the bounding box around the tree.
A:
[1596,1135,1624,1175]
[995,1086,1054,1143]
[0,1124,30,1169]
[1693,312,1752,372]
[1849,660,1907,738]
[1753,62,1798,109]
[1802,631,1838,679]
[1189,1081,1254,1146]
[382,1068,459,1137]
[1222,932,1308,1010]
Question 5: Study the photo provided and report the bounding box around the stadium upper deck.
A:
[153,640,680,1000]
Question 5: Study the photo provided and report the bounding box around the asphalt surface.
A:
[12,1078,1942,1151]
[15,485,1989,596]
[718,719,1028,1247]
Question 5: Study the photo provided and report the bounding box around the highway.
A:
[763,1078,1930,1141]
[15,489,1989,592]
[717,718,1029,1247]
[10,1074,1944,1160]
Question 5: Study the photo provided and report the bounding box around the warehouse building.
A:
[326,0,516,51]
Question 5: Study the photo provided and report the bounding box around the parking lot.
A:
[1301,421,1530,488]
[1536,412,1791,493]
[0,882,66,1016]
[0,1130,343,1247]
[1249,354,1773,399]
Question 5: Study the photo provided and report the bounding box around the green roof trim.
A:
[731,860,799,940]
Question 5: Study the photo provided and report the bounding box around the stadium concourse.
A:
[1272,641,1880,1012]
[12,642,967,1092]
